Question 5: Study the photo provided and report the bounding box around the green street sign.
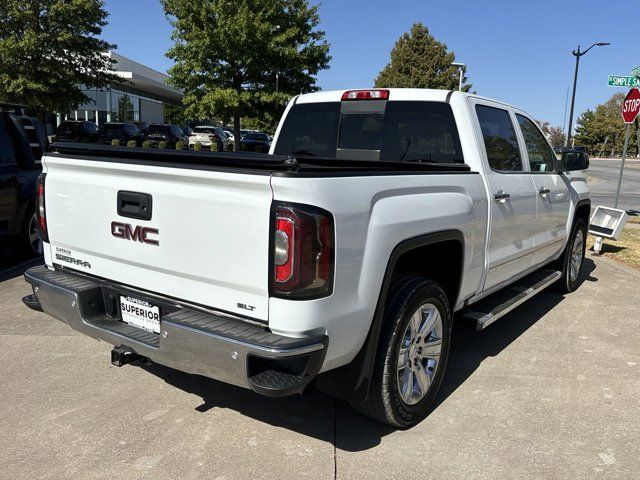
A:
[609,75,640,87]
[632,66,640,77]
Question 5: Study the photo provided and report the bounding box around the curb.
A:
[590,253,640,279]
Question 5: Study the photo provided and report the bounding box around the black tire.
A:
[556,217,587,293]
[19,204,42,256]
[351,276,452,428]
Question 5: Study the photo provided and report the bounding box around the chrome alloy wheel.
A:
[28,211,42,255]
[570,229,584,283]
[396,303,443,405]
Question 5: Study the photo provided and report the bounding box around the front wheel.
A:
[351,276,452,428]
[556,218,587,293]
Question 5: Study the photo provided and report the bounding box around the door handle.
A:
[117,191,153,221]
[493,190,510,203]
[538,187,551,197]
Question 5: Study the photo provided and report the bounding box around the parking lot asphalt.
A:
[587,158,640,213]
[1,255,639,479]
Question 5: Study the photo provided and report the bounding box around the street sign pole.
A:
[614,124,631,209]
[598,136,608,158]
[613,87,640,209]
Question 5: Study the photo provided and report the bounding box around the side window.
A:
[476,105,522,172]
[516,114,556,173]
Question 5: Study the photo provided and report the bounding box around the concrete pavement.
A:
[1,256,639,479]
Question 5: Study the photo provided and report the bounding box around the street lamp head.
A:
[596,42,610,46]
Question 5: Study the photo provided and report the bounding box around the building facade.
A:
[59,52,182,128]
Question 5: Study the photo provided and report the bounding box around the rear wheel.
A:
[556,218,587,293]
[20,206,42,256]
[351,276,452,428]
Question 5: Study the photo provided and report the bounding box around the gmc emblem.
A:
[111,221,159,246]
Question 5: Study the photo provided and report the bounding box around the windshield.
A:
[101,124,124,132]
[244,133,269,141]
[193,127,216,134]
[273,101,464,163]
[57,122,83,133]
[147,125,171,134]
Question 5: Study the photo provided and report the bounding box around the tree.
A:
[547,126,565,150]
[0,0,119,114]
[117,94,133,122]
[374,23,471,91]
[536,120,551,136]
[163,0,331,149]
[574,93,637,157]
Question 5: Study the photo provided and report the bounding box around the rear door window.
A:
[475,105,523,172]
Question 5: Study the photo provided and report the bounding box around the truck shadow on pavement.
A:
[0,239,42,282]
[437,258,597,411]
[141,259,597,452]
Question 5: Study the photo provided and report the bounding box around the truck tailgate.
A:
[42,155,272,321]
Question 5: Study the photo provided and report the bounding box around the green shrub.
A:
[194,142,202,151]
[158,141,168,149]
[175,140,185,150]
[111,139,120,147]
[210,141,219,152]
[142,140,152,148]
[126,140,137,148]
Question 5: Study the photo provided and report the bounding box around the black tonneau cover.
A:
[50,142,472,175]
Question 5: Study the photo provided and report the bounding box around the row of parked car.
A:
[54,120,273,153]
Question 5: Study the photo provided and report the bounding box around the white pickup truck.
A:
[23,89,590,427]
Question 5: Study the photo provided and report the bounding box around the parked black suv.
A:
[55,120,100,143]
[98,122,144,146]
[143,124,188,148]
[0,109,46,254]
[240,132,271,153]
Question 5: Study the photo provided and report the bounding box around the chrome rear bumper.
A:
[23,266,326,396]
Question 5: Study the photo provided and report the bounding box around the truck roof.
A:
[295,88,516,110]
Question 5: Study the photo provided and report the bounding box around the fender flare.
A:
[316,229,464,401]
[568,199,591,238]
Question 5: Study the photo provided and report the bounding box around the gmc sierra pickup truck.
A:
[23,89,590,427]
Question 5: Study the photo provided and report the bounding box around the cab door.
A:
[514,112,571,266]
[471,100,538,291]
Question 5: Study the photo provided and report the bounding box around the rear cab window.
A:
[273,100,464,164]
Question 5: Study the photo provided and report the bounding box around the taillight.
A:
[271,202,334,299]
[341,89,389,101]
[36,173,48,243]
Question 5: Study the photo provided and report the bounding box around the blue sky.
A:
[102,0,631,130]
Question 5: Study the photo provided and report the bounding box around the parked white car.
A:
[24,88,590,428]
[187,126,229,151]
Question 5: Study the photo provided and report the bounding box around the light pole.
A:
[452,62,465,91]
[565,42,610,148]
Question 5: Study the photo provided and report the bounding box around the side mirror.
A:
[561,150,589,171]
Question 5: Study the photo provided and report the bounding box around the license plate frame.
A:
[120,295,161,334]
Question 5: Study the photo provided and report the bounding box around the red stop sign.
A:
[622,87,640,123]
